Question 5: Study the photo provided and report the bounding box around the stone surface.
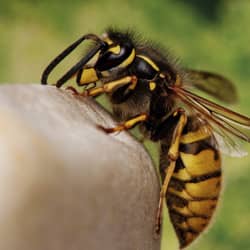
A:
[0,84,160,250]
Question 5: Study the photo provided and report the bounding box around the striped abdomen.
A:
[164,118,221,249]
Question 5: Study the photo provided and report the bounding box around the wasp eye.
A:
[95,42,135,72]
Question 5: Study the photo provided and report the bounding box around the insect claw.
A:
[97,125,124,135]
[78,90,89,97]
[96,125,112,133]
[153,224,162,239]
[65,86,79,95]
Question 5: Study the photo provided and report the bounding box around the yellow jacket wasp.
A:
[41,28,250,249]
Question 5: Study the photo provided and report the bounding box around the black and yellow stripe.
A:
[165,117,221,249]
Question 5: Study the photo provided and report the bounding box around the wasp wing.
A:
[185,69,238,104]
[170,86,250,157]
[189,113,248,157]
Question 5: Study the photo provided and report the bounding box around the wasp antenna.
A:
[41,34,106,86]
[55,43,105,88]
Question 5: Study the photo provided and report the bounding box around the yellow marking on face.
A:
[187,217,207,231]
[103,36,113,45]
[180,150,221,175]
[160,73,165,78]
[137,55,160,71]
[109,45,121,54]
[79,68,98,85]
[149,81,156,91]
[185,177,221,198]
[188,200,217,216]
[180,125,211,144]
[118,48,136,68]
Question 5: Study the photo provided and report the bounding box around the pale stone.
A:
[0,84,160,250]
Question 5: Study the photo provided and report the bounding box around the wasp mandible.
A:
[41,28,250,249]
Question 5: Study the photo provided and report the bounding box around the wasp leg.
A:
[66,82,97,95]
[98,113,148,133]
[154,109,187,235]
[81,75,137,97]
[65,86,79,94]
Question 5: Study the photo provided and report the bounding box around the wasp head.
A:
[79,30,136,85]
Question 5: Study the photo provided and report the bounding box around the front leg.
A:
[82,75,137,97]
[65,75,137,97]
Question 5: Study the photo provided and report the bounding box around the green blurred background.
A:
[0,0,250,249]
